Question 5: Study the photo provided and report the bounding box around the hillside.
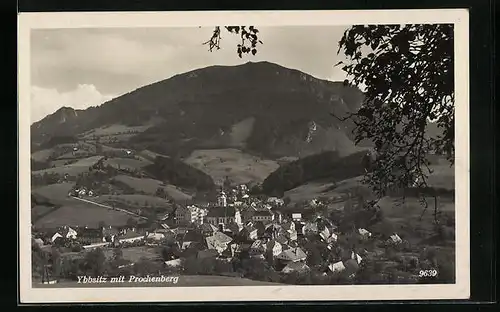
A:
[31,61,366,159]
[262,150,370,196]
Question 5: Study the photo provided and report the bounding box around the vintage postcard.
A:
[18,9,470,303]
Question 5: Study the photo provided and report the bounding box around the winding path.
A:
[70,196,147,220]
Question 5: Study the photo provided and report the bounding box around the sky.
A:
[30,26,351,124]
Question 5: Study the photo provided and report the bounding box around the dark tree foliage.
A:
[144,156,216,192]
[262,150,367,195]
[335,24,454,206]
[204,26,262,58]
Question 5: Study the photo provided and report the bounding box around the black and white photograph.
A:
[18,10,470,302]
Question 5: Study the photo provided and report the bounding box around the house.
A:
[282,221,296,232]
[50,232,63,243]
[266,239,283,257]
[200,223,219,236]
[276,247,307,264]
[351,251,363,264]
[291,213,302,222]
[146,232,165,241]
[252,210,274,224]
[205,206,237,230]
[117,231,144,244]
[164,259,182,268]
[302,222,319,236]
[180,231,205,250]
[102,226,119,243]
[267,197,284,207]
[358,228,372,238]
[59,226,78,239]
[389,233,403,244]
[222,221,241,235]
[264,223,282,239]
[88,190,94,197]
[282,262,310,274]
[319,227,330,241]
[206,232,233,254]
[275,234,289,246]
[239,223,259,241]
[77,228,103,245]
[249,240,266,257]
[328,261,346,273]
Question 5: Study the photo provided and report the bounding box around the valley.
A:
[29,61,455,286]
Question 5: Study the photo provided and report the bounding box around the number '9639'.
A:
[419,269,438,278]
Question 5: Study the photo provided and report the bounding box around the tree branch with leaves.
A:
[203,26,263,58]
[335,24,454,219]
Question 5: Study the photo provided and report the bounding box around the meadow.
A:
[34,201,135,228]
[103,157,152,171]
[96,194,173,209]
[184,148,279,185]
[113,175,192,202]
[32,156,104,176]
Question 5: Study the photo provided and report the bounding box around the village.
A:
[31,178,435,286]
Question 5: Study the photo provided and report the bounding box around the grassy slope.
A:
[103,157,153,171]
[32,156,104,176]
[113,175,192,202]
[32,182,76,203]
[34,200,135,228]
[184,148,279,186]
[96,194,172,208]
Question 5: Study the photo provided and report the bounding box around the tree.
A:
[205,24,454,220]
[223,176,232,190]
[113,248,123,261]
[83,248,107,276]
[155,187,166,199]
[334,24,454,214]
[204,26,262,58]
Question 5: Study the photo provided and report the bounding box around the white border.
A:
[18,9,470,303]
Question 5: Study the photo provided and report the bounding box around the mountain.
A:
[31,61,366,159]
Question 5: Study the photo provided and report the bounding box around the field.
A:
[184,148,279,185]
[82,124,152,138]
[138,149,168,162]
[103,157,152,171]
[34,201,136,228]
[34,275,281,288]
[32,182,76,202]
[32,156,104,176]
[373,195,455,244]
[96,194,173,209]
[31,148,54,162]
[113,175,192,202]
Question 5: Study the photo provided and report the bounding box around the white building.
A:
[175,205,207,225]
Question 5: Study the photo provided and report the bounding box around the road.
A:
[70,196,147,220]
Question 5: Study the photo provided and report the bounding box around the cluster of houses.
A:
[33,181,408,281]
[33,224,161,251]
[68,187,96,198]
